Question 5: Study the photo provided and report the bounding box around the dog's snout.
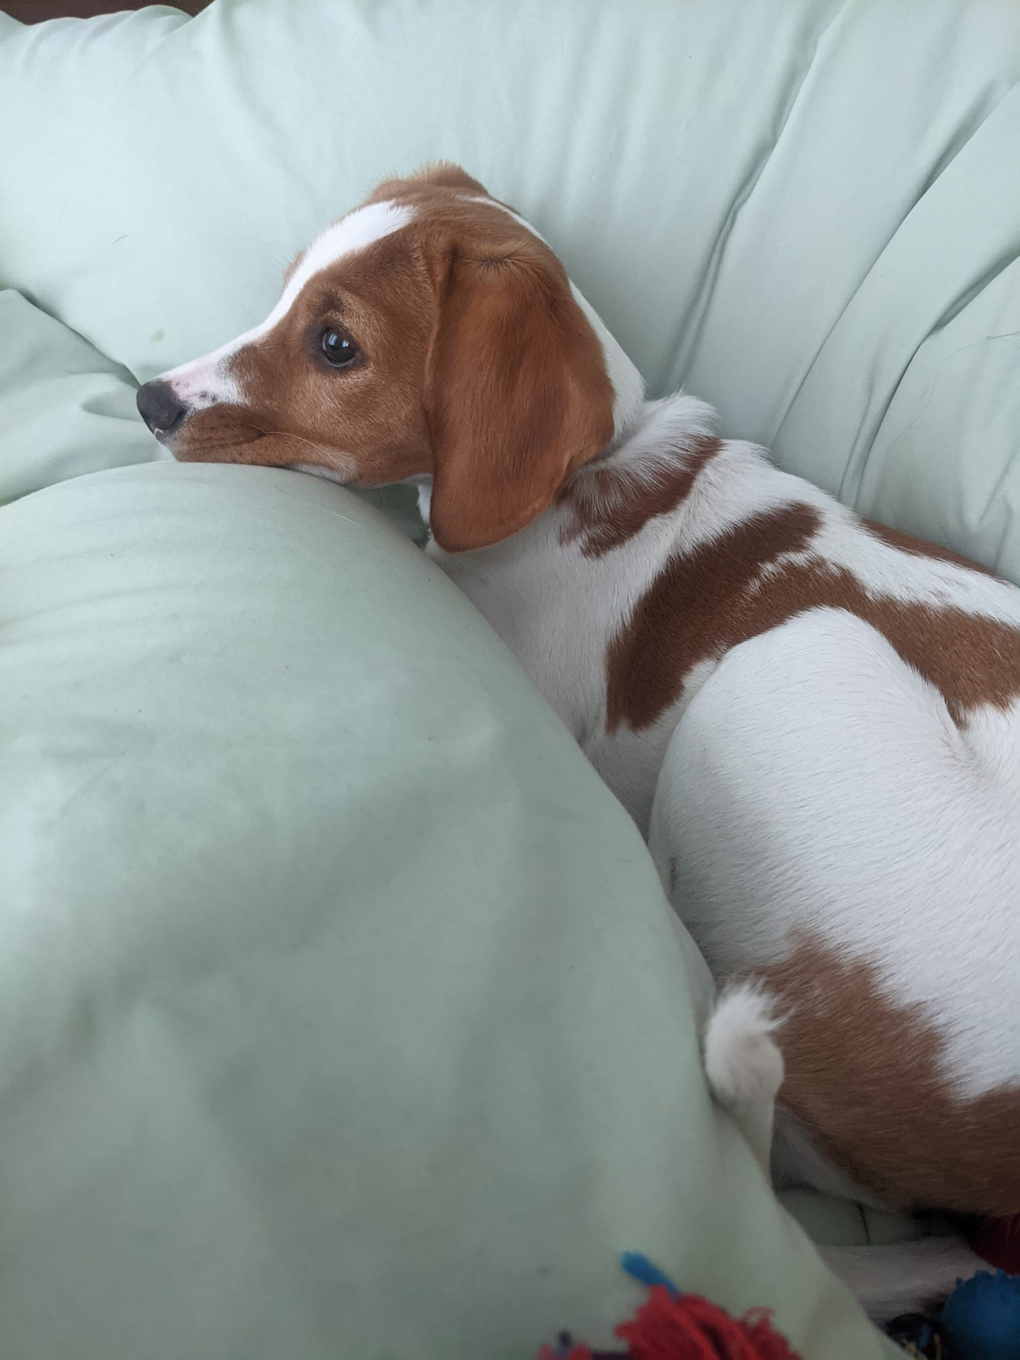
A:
[137,380,188,440]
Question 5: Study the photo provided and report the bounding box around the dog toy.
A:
[886,1268,1020,1359]
[940,1270,1020,1360]
[538,1252,802,1359]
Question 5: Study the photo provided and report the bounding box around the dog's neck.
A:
[423,392,734,820]
[421,391,724,555]
[417,307,730,829]
[567,286,646,443]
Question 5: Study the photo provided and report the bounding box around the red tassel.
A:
[613,1286,802,1360]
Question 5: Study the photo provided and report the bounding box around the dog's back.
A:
[440,392,1020,1220]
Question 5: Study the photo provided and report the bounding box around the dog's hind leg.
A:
[820,1237,989,1320]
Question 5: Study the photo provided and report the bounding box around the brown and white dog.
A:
[138,164,1020,1316]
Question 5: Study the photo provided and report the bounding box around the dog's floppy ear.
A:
[423,241,614,552]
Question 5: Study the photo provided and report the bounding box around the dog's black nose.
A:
[137,380,188,439]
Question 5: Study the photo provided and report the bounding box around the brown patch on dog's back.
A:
[749,936,1020,1214]
[606,504,1020,731]
[558,435,723,557]
[606,502,822,731]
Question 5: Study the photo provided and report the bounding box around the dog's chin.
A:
[166,429,270,463]
[289,461,355,486]
[165,428,354,482]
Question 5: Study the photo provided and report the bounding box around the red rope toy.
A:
[539,1254,801,1360]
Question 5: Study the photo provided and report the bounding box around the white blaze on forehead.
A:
[161,199,413,407]
[464,194,645,440]
[282,199,414,312]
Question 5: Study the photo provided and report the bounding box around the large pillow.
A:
[1,0,1019,577]
[0,314,895,1355]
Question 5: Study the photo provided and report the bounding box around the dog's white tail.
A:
[704,983,784,1174]
[821,1237,988,1320]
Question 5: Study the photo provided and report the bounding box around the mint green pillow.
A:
[0,290,159,504]
[0,448,894,1359]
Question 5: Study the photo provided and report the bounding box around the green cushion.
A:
[0,450,892,1359]
[6,0,1016,1352]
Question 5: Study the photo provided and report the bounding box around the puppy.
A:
[138,164,1019,1314]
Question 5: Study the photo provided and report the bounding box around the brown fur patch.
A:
[557,435,722,557]
[368,160,489,200]
[606,504,1020,731]
[606,503,822,731]
[748,937,1020,1214]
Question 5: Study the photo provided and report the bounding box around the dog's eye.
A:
[319,326,360,369]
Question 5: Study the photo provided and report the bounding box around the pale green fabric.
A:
[0,453,893,1359]
[0,290,164,504]
[3,0,1016,1354]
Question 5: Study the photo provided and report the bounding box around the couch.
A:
[2,2,1018,1354]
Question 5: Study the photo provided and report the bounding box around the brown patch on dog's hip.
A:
[749,936,1020,1215]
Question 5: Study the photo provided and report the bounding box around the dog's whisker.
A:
[250,426,327,454]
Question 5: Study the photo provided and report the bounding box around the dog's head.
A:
[137,164,642,551]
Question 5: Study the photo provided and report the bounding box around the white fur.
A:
[162,200,413,407]
[290,459,357,484]
[649,607,1020,1101]
[436,396,722,805]
[821,1239,988,1320]
[704,984,784,1174]
[287,201,414,296]
[772,1107,883,1205]
[571,283,646,439]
